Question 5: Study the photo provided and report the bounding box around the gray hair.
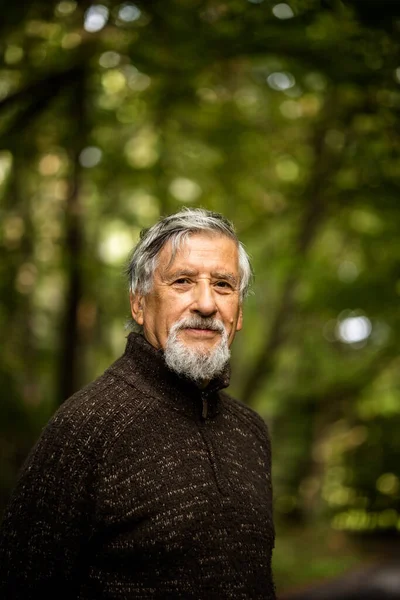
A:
[126,207,253,300]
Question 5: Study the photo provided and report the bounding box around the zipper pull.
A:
[202,395,208,419]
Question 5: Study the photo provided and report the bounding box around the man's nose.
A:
[191,280,217,317]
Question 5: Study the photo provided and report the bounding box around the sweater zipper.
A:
[197,391,227,495]
[201,393,208,419]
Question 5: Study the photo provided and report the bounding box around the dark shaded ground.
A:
[280,560,400,599]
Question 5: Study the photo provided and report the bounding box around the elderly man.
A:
[0,208,275,599]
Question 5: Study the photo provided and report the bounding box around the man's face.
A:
[131,232,243,354]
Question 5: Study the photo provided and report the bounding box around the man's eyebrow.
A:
[161,269,238,285]
[162,268,198,281]
[211,272,238,286]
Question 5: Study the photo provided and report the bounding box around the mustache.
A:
[174,316,226,334]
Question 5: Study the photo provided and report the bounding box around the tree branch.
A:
[240,95,349,404]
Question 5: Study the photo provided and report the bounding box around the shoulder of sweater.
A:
[219,390,271,444]
[38,362,157,459]
[56,368,142,418]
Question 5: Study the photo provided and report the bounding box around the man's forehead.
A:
[157,232,239,271]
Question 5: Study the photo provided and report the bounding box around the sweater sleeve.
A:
[0,409,96,599]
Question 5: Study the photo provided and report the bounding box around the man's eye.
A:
[174,278,191,285]
[215,281,232,289]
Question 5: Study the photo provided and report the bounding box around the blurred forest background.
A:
[1,0,400,595]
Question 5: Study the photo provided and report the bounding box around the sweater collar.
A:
[109,332,230,418]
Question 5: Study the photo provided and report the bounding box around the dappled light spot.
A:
[79,147,102,168]
[395,67,400,83]
[275,158,299,181]
[280,99,302,119]
[124,128,159,168]
[32,313,53,342]
[4,45,23,65]
[53,180,68,202]
[356,381,400,420]
[99,51,121,69]
[333,508,400,532]
[169,177,202,202]
[34,275,64,310]
[15,263,37,295]
[118,2,141,23]
[40,220,62,242]
[376,473,399,496]
[349,208,383,234]
[25,20,62,38]
[267,72,295,91]
[101,69,126,94]
[3,216,25,248]
[323,485,355,507]
[0,78,12,101]
[39,154,62,176]
[55,1,77,17]
[124,66,151,91]
[324,310,378,347]
[272,3,294,19]
[197,87,218,103]
[127,190,160,226]
[61,32,82,49]
[98,222,138,264]
[234,88,259,109]
[299,94,321,116]
[337,260,359,283]
[36,239,60,264]
[337,315,371,344]
[84,5,109,33]
[0,151,13,185]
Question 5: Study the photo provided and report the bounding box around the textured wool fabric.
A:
[0,333,275,599]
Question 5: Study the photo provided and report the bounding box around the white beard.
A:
[164,316,230,382]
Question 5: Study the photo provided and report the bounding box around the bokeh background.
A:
[1,0,400,596]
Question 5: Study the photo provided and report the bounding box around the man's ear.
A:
[130,292,144,326]
[236,306,243,332]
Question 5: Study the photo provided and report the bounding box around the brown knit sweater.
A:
[0,333,275,599]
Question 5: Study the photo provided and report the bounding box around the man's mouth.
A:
[182,327,219,337]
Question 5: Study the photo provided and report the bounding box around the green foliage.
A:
[1,0,400,589]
